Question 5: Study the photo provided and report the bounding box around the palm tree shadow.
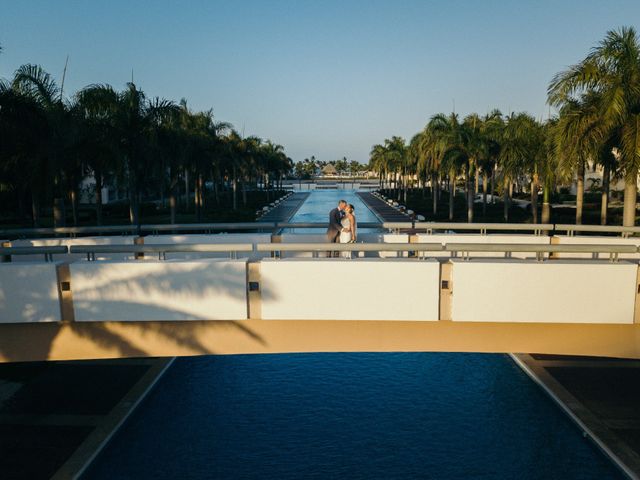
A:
[0,259,270,362]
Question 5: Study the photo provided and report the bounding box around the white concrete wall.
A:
[70,259,248,321]
[358,233,409,258]
[0,262,61,323]
[11,236,137,262]
[451,259,637,323]
[553,235,640,260]
[260,258,440,320]
[415,234,551,259]
[143,234,271,260]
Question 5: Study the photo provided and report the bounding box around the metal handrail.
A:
[0,225,138,238]
[445,243,638,262]
[408,222,553,235]
[69,243,254,261]
[255,242,444,252]
[554,224,640,237]
[276,222,383,229]
[143,222,277,233]
[0,246,69,262]
[444,243,637,253]
[2,220,640,238]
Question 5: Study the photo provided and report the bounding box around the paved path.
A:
[260,192,311,223]
[514,353,640,478]
[0,357,172,479]
[356,192,409,222]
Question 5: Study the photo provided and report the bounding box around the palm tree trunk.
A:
[531,173,539,224]
[576,160,585,225]
[232,166,238,210]
[242,178,248,206]
[601,162,610,225]
[503,178,510,222]
[195,174,204,222]
[466,170,473,223]
[623,174,637,227]
[184,168,190,212]
[432,173,438,215]
[31,192,40,227]
[475,168,479,194]
[542,179,551,223]
[482,173,488,218]
[449,174,455,221]
[70,189,78,226]
[53,197,65,228]
[128,190,138,225]
[403,172,407,204]
[490,167,495,204]
[95,171,103,226]
[169,191,177,224]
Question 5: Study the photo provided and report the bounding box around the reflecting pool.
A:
[84,353,623,479]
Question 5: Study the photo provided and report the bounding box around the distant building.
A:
[322,164,337,176]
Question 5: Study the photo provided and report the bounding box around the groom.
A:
[327,200,347,257]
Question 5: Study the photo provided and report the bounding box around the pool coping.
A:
[510,353,639,480]
[51,357,175,480]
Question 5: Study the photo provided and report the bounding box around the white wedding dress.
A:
[339,217,352,258]
[339,217,352,243]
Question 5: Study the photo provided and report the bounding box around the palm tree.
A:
[553,93,605,224]
[426,113,476,221]
[74,84,121,225]
[12,64,71,227]
[0,78,49,225]
[369,144,387,189]
[476,110,503,218]
[549,26,640,226]
[499,113,533,222]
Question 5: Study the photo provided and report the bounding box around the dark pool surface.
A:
[84,353,624,479]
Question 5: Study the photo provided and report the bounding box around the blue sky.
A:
[1,1,639,163]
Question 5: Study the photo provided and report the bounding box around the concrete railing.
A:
[0,242,639,329]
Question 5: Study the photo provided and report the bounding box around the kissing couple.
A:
[327,199,357,257]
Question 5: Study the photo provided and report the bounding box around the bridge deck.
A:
[260,192,310,222]
[356,192,410,222]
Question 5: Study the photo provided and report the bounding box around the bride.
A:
[339,204,357,257]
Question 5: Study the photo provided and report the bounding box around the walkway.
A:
[356,192,408,222]
[514,354,640,478]
[0,357,172,479]
[260,192,310,222]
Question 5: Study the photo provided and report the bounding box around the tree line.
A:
[0,64,293,227]
[369,26,640,226]
[293,156,368,179]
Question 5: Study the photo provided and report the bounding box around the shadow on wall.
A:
[0,260,272,362]
[0,319,267,363]
[70,260,279,321]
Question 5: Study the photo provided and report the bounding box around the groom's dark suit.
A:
[327,207,343,243]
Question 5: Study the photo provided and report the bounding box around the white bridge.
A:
[1,221,640,362]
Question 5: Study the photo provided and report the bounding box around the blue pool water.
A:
[289,190,380,224]
[84,353,623,479]
[285,190,381,233]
